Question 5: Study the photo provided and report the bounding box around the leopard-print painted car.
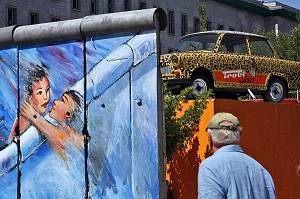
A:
[160,31,300,102]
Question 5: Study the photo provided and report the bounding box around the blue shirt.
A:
[198,145,276,199]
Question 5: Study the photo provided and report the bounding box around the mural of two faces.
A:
[0,9,165,199]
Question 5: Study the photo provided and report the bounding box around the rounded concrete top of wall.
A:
[0,26,18,48]
[13,19,82,46]
[81,8,167,37]
[0,8,167,48]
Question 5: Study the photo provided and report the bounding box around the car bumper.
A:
[163,78,190,90]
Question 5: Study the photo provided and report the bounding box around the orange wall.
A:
[167,99,300,199]
[166,100,214,199]
[214,99,300,199]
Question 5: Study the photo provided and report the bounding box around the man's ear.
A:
[66,111,73,119]
[208,133,213,148]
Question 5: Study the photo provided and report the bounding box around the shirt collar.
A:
[215,144,244,154]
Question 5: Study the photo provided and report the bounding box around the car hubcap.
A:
[270,82,283,101]
[193,79,207,97]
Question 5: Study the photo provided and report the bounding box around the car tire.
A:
[190,74,211,99]
[263,78,286,103]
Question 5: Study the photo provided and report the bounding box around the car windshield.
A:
[175,33,219,52]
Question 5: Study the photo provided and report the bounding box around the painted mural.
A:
[0,47,18,199]
[0,29,161,198]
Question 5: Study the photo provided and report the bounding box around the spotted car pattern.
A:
[160,31,300,92]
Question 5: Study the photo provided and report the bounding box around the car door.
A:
[247,36,275,89]
[213,34,256,91]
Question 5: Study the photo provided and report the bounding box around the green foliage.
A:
[164,85,212,162]
[253,22,300,61]
[198,4,207,31]
[297,14,300,23]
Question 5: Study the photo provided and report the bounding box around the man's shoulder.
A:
[200,152,227,170]
[200,146,257,169]
[201,150,267,171]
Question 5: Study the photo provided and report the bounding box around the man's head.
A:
[49,90,83,125]
[26,64,50,115]
[206,112,242,149]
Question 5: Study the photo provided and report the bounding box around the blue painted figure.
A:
[21,90,83,164]
[8,65,50,143]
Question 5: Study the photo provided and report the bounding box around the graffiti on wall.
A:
[0,8,166,199]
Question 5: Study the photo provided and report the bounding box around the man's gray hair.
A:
[207,128,240,147]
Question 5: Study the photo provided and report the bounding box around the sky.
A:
[266,0,300,10]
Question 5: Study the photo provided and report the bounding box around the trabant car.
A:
[160,31,300,102]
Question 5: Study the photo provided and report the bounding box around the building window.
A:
[7,7,17,26]
[139,1,146,9]
[108,0,115,13]
[51,17,60,22]
[206,21,212,31]
[91,0,96,14]
[30,12,39,25]
[72,0,80,10]
[124,0,131,11]
[181,14,188,36]
[194,18,200,33]
[218,24,224,30]
[168,10,175,35]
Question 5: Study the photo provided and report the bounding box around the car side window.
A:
[218,44,228,53]
[249,38,274,57]
[233,43,248,54]
[220,34,247,54]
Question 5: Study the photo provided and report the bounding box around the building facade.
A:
[1,0,299,53]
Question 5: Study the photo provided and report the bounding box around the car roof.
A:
[180,30,267,40]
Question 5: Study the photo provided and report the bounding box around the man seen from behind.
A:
[198,112,276,199]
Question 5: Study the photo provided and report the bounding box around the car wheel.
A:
[190,74,211,99]
[263,78,286,103]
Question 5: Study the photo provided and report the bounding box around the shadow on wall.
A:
[166,100,215,199]
[167,136,213,199]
